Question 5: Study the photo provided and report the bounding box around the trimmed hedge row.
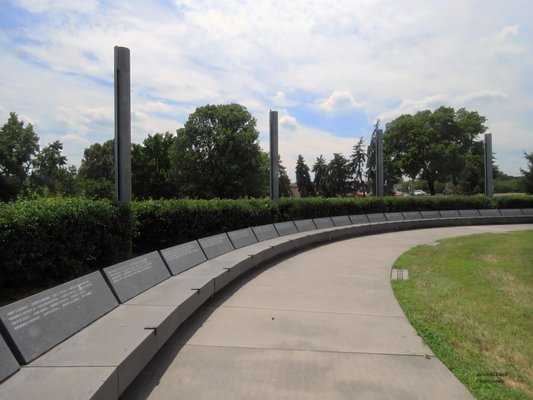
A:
[277,195,496,219]
[1,195,532,299]
[0,198,133,295]
[131,199,279,254]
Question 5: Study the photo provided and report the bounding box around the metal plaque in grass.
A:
[391,269,409,280]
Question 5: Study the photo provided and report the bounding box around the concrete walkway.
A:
[121,225,532,400]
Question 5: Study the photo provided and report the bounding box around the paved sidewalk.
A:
[122,224,532,400]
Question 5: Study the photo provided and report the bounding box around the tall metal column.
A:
[376,129,384,197]
[269,110,279,203]
[484,133,493,198]
[114,46,132,203]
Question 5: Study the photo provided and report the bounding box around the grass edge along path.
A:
[392,230,533,400]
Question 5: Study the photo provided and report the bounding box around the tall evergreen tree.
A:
[312,155,328,197]
[295,154,314,197]
[521,152,533,194]
[326,153,351,197]
[350,137,366,195]
[278,155,292,197]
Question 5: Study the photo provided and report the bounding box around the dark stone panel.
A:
[0,272,118,364]
[274,221,298,236]
[385,212,404,222]
[103,252,171,303]
[227,228,258,249]
[252,225,279,241]
[160,241,207,275]
[478,209,501,217]
[439,210,460,218]
[366,213,387,223]
[313,217,334,229]
[402,211,422,220]
[458,210,480,217]
[349,214,370,224]
[198,233,235,259]
[421,211,442,219]
[294,219,316,232]
[331,216,351,227]
[499,209,524,216]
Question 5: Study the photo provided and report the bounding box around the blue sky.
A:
[1,0,532,180]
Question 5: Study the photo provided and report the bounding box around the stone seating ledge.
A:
[0,208,532,400]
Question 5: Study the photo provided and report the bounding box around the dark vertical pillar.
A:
[114,46,132,203]
[376,129,384,197]
[484,133,493,198]
[269,110,279,203]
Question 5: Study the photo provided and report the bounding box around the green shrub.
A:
[384,195,493,211]
[131,199,279,254]
[0,198,133,293]
[494,177,524,194]
[279,195,494,219]
[278,197,385,219]
[494,194,533,209]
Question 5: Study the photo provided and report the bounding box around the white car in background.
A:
[412,189,428,196]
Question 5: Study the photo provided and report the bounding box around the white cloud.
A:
[318,91,365,113]
[456,91,507,105]
[496,25,519,41]
[59,134,90,145]
[377,94,451,122]
[271,91,297,107]
[279,114,298,130]
[378,91,509,123]
[483,25,524,57]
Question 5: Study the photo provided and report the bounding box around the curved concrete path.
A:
[122,225,533,400]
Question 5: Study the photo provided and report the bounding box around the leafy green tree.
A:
[295,154,314,197]
[312,155,328,196]
[278,155,292,197]
[454,141,484,194]
[81,178,115,200]
[350,137,366,195]
[169,104,267,199]
[31,140,67,195]
[384,107,488,195]
[78,140,114,181]
[132,132,176,199]
[326,153,352,197]
[521,152,533,194]
[78,140,114,199]
[0,112,40,201]
[55,165,80,197]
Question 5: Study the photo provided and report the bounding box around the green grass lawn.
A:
[392,230,533,400]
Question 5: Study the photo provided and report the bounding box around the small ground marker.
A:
[391,269,409,280]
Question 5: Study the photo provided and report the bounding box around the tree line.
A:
[1,105,532,202]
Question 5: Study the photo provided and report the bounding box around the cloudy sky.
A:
[1,0,532,179]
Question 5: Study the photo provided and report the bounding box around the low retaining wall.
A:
[0,209,532,399]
